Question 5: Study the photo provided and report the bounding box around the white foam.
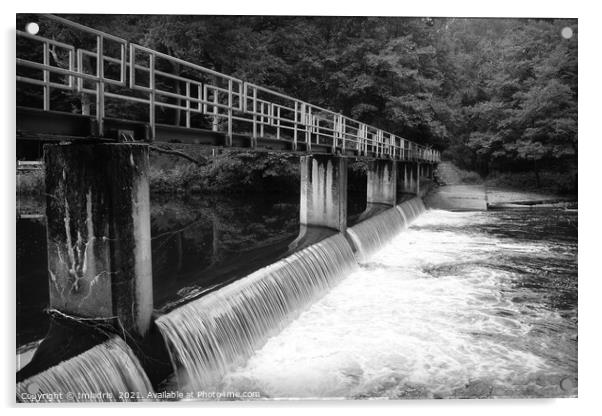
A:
[221,209,575,399]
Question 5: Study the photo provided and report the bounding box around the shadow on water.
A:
[16,191,368,347]
[150,194,301,311]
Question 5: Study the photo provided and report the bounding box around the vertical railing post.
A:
[42,42,50,111]
[120,43,126,85]
[185,82,191,128]
[129,44,135,89]
[149,52,155,141]
[212,90,219,132]
[359,124,364,156]
[96,35,105,137]
[276,106,281,140]
[304,105,309,149]
[67,49,74,90]
[227,79,233,146]
[197,84,202,113]
[252,86,257,146]
[260,102,265,138]
[293,101,298,151]
[303,104,311,151]
[341,117,346,153]
[331,114,338,153]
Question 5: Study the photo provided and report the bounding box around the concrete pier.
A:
[367,160,397,207]
[299,155,348,231]
[416,162,421,195]
[397,162,416,196]
[44,143,153,337]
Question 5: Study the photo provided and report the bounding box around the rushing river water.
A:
[17,192,577,400]
[219,208,577,399]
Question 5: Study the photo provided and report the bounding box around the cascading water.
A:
[347,198,426,261]
[16,336,155,402]
[156,233,358,392]
[220,208,578,399]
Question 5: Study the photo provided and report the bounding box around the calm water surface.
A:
[16,193,367,347]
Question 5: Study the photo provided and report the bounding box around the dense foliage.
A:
[17,15,577,192]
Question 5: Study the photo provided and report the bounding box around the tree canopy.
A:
[18,14,577,180]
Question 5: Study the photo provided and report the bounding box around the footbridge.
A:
[16,15,440,340]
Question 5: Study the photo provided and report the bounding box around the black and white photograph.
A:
[8,1,591,410]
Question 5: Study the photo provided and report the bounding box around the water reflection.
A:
[150,195,301,310]
[16,192,367,346]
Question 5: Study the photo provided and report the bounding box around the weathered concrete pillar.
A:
[44,143,153,337]
[367,160,397,206]
[290,155,348,251]
[299,155,347,231]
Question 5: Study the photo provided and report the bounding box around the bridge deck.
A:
[16,14,439,164]
[17,107,430,160]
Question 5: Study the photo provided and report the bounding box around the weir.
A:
[15,14,443,400]
[17,337,155,403]
[155,198,426,392]
[156,233,357,391]
[347,198,425,261]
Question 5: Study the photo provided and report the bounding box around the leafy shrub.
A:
[149,151,300,195]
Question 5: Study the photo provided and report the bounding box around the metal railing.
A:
[16,14,440,163]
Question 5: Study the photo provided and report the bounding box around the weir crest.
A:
[156,198,426,392]
[16,199,428,398]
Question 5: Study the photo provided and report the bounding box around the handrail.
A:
[16,14,440,163]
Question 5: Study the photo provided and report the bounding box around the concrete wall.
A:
[367,160,397,206]
[299,155,348,231]
[44,143,153,337]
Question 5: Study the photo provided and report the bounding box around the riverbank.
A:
[486,187,576,206]
[434,161,577,207]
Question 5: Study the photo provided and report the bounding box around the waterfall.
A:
[156,233,357,392]
[397,197,426,223]
[17,337,155,402]
[347,197,426,262]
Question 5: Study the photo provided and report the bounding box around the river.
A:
[219,208,578,399]
[16,196,578,399]
[16,192,367,348]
